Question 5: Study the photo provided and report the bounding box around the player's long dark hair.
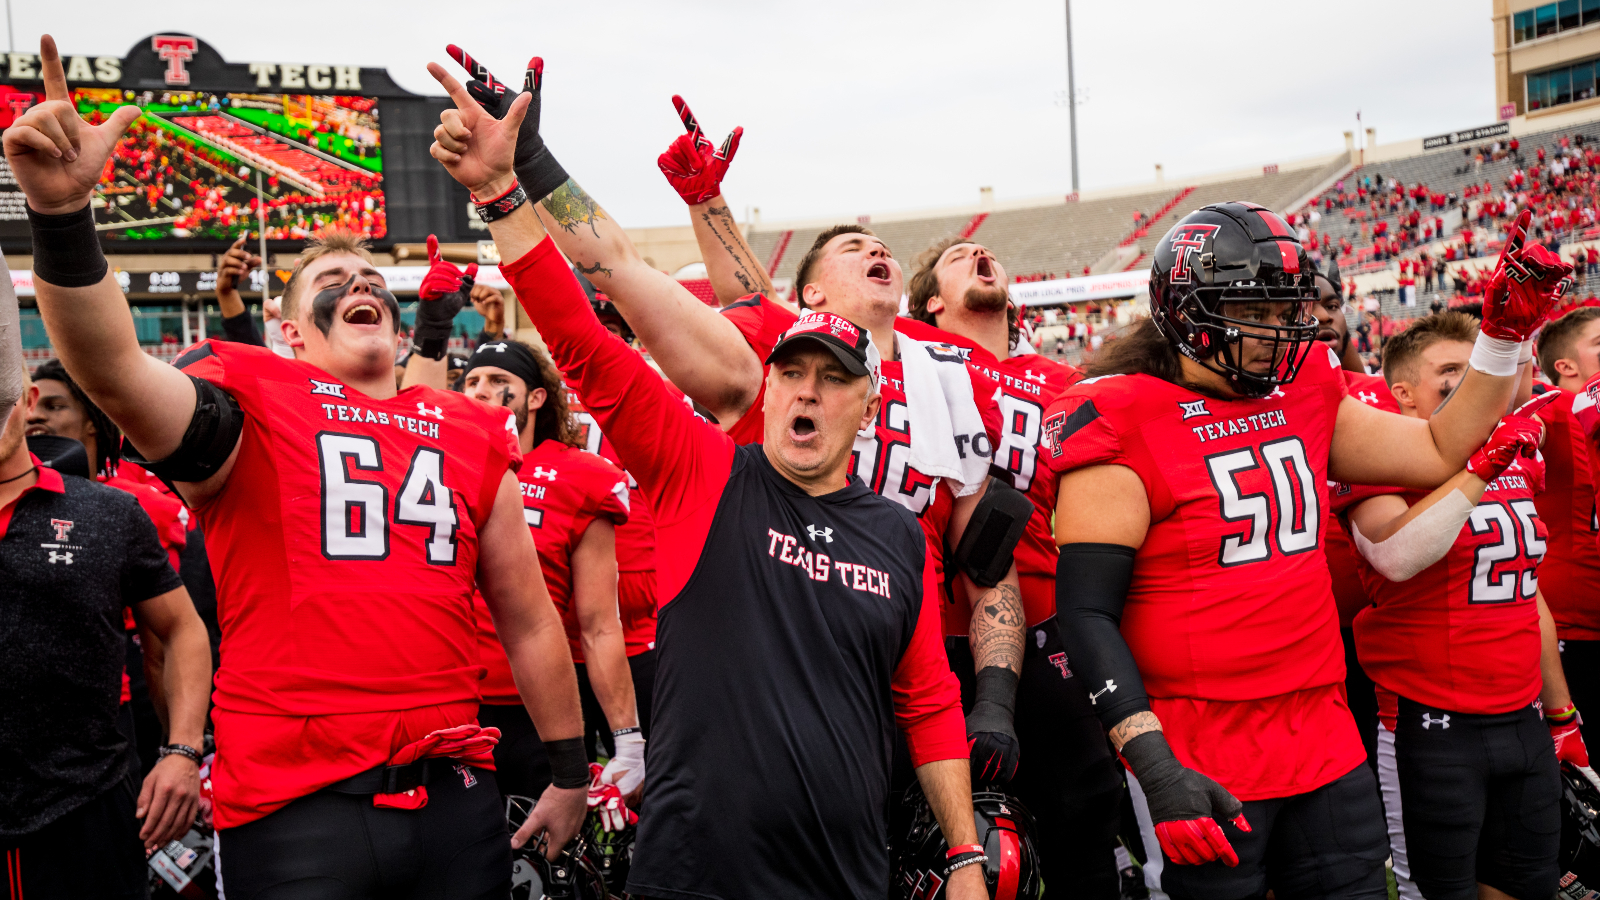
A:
[527,344,583,450]
[1086,318,1182,384]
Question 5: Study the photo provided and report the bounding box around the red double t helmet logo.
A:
[1167,223,1220,285]
[152,35,199,86]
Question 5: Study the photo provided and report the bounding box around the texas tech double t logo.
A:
[1167,223,1220,285]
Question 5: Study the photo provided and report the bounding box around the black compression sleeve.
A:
[1055,543,1151,730]
[28,203,108,288]
[220,310,264,346]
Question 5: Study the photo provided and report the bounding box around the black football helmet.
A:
[506,795,611,900]
[890,786,1042,900]
[1148,201,1319,397]
[1560,762,1600,885]
[571,264,635,345]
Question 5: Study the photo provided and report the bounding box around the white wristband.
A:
[1470,332,1522,377]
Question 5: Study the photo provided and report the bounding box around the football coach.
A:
[425,63,985,900]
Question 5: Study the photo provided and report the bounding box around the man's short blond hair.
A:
[281,229,375,320]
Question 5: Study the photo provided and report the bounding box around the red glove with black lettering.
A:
[657,95,742,206]
[1465,391,1558,483]
[1482,209,1575,342]
[414,234,476,359]
[1547,704,1600,791]
[1119,731,1249,866]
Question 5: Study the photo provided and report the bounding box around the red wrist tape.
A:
[946,843,984,859]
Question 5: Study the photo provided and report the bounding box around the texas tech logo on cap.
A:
[1167,223,1220,285]
[784,311,862,346]
[151,35,198,86]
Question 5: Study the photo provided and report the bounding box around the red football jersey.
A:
[569,376,689,655]
[1326,371,1394,627]
[1531,388,1600,640]
[474,439,629,703]
[1351,455,1547,715]
[1039,345,1366,801]
[721,299,1003,632]
[174,339,521,828]
[891,317,1084,627]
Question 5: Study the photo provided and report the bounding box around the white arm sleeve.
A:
[1350,489,1477,582]
[0,253,22,412]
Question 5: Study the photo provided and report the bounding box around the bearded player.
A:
[1039,203,1568,899]
[893,236,1124,896]
[6,36,587,896]
[435,52,1030,794]
[452,338,646,810]
[1532,307,1600,744]
[1339,312,1590,900]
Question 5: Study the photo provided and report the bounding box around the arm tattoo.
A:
[969,583,1024,674]
[1108,711,1161,750]
[575,260,613,278]
[698,206,771,297]
[541,178,608,238]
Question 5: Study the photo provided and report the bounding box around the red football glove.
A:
[1120,732,1250,867]
[657,95,742,206]
[1482,209,1576,342]
[1548,704,1600,791]
[418,234,478,302]
[586,762,638,832]
[1465,413,1543,482]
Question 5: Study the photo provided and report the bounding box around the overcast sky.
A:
[23,0,1495,228]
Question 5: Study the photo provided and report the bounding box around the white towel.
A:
[883,332,995,498]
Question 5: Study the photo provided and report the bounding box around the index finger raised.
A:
[40,35,70,102]
[427,62,478,114]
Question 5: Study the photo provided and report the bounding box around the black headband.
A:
[462,340,545,393]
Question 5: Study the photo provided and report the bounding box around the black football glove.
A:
[966,666,1020,785]
[445,45,568,202]
[1119,730,1249,866]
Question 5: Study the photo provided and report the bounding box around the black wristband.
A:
[966,666,1018,736]
[414,337,448,361]
[28,203,108,288]
[612,726,641,738]
[474,183,528,224]
[544,737,590,789]
[158,743,203,765]
[514,149,568,209]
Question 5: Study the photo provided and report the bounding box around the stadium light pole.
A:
[255,170,268,305]
[1065,0,1079,194]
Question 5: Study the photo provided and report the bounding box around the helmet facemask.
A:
[1158,270,1319,399]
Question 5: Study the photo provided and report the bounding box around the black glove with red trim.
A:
[966,666,1020,785]
[1119,730,1250,867]
[445,44,568,202]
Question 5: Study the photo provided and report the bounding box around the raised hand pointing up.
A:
[2,35,141,216]
[426,59,531,201]
[657,95,743,206]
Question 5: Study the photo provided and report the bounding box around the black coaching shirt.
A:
[0,459,183,836]
[503,238,966,900]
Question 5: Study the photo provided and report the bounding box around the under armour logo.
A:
[49,519,75,542]
[806,525,833,543]
[528,466,558,481]
[1268,387,1287,399]
[1048,652,1073,679]
[1178,398,1210,420]
[309,379,346,398]
[1024,371,1048,384]
[1357,390,1380,405]
[47,551,73,565]
[416,402,444,420]
[1089,679,1117,705]
[1421,713,1451,730]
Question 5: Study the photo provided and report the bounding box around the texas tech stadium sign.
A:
[0,34,479,251]
[1,33,416,97]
